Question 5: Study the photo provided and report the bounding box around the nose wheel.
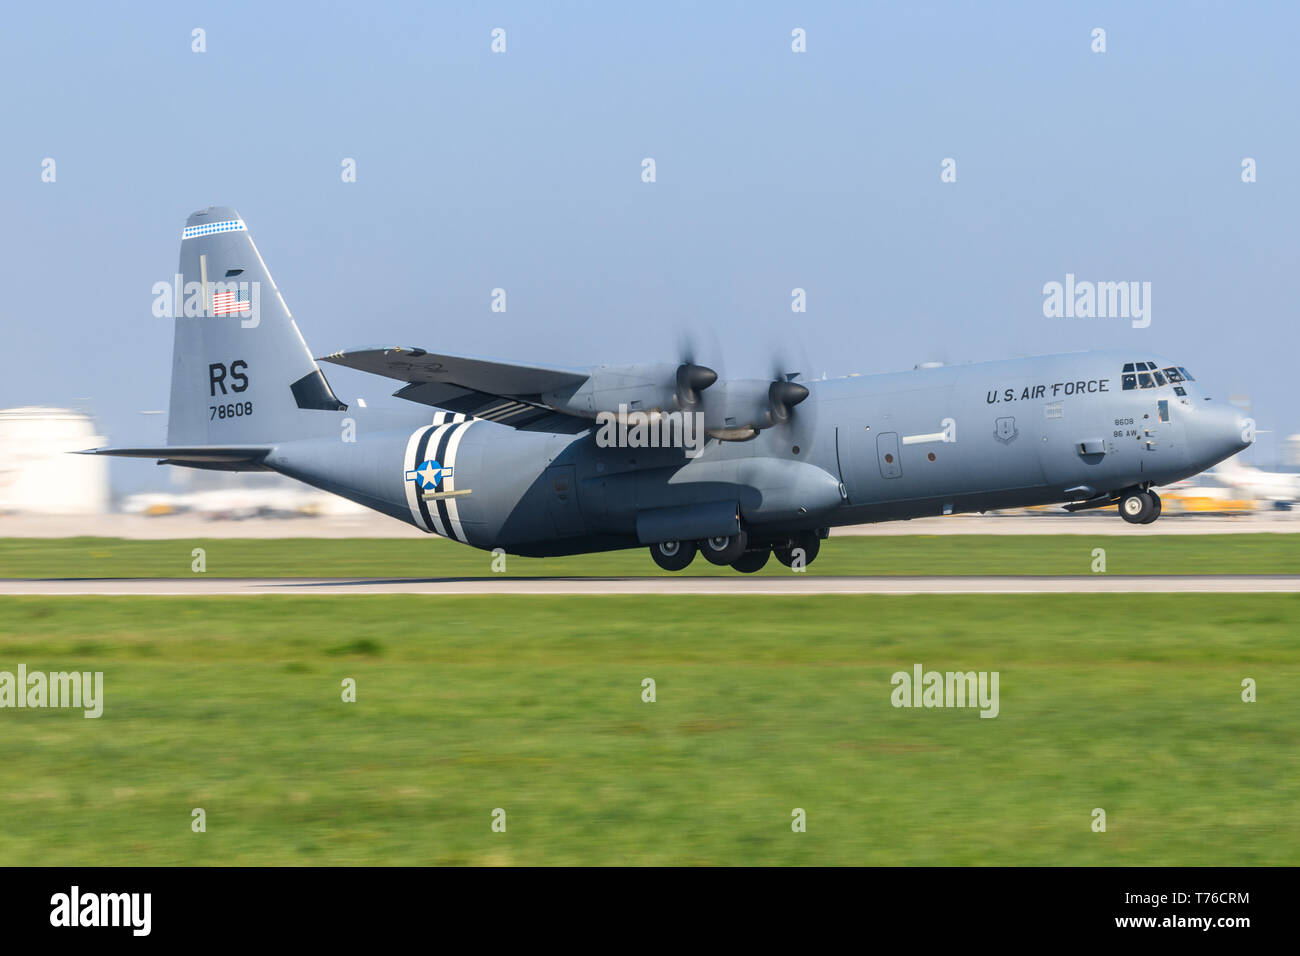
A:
[1119,490,1161,524]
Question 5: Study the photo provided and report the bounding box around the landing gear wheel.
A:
[1119,491,1154,524]
[775,533,821,568]
[701,531,748,566]
[731,549,771,573]
[1140,491,1162,524]
[649,539,696,571]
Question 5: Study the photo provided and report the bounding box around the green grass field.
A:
[1,533,1297,578]
[0,594,1295,865]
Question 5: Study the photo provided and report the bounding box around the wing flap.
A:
[390,383,592,434]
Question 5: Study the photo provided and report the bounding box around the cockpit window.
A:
[1122,361,1195,390]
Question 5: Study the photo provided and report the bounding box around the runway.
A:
[3,575,1299,596]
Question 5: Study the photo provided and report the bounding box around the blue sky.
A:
[3,1,1296,489]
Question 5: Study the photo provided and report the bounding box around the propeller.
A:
[673,330,719,413]
[660,334,820,442]
[767,378,809,426]
[765,346,813,429]
[676,363,718,411]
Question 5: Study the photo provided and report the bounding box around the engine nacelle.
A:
[699,379,811,440]
[541,363,716,420]
[539,362,803,442]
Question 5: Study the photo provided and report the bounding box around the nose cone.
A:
[1187,401,1253,471]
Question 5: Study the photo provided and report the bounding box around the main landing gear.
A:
[648,530,822,573]
[774,532,820,569]
[648,538,697,571]
[1118,489,1162,525]
[730,549,771,573]
[701,530,749,566]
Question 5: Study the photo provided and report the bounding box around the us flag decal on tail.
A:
[213,287,251,315]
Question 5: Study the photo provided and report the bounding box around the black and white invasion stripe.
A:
[403,413,473,540]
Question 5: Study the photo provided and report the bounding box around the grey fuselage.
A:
[267,349,1249,556]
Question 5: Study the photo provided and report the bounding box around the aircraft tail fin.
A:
[165,207,347,446]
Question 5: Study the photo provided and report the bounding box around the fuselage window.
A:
[1158,399,1170,422]
[1174,386,1187,396]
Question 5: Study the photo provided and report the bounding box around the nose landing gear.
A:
[1119,489,1162,524]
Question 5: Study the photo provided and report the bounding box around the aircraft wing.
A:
[319,346,588,395]
[318,346,593,431]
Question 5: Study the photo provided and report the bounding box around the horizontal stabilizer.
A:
[75,445,272,463]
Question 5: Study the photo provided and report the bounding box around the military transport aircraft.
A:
[82,208,1253,571]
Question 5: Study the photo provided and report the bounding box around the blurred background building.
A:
[1285,434,1300,467]
[0,407,108,515]
[0,406,363,522]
